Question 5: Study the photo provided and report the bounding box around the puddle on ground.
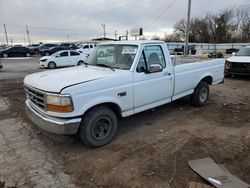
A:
[0,98,9,111]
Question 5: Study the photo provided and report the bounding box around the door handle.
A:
[163,72,171,76]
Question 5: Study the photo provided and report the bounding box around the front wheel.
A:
[79,106,118,147]
[48,62,56,69]
[26,53,31,57]
[3,53,8,58]
[191,81,209,107]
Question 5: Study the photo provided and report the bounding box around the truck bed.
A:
[175,56,211,65]
[172,58,225,100]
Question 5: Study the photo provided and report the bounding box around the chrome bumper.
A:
[25,100,81,135]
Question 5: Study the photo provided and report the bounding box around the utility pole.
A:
[126,30,128,40]
[26,25,31,45]
[3,24,9,45]
[184,0,191,56]
[114,31,117,40]
[101,24,106,38]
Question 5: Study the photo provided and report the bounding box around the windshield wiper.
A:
[96,63,115,71]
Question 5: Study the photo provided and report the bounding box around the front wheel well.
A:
[83,103,122,119]
[200,76,213,85]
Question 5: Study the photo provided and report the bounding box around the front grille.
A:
[24,85,46,110]
[231,62,250,70]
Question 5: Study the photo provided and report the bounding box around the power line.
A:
[143,0,177,29]
[0,23,88,32]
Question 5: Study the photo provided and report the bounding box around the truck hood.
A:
[227,56,250,63]
[24,66,112,93]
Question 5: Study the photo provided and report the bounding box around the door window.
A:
[70,51,80,56]
[59,51,68,57]
[141,45,166,70]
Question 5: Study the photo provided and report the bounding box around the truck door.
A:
[133,45,174,113]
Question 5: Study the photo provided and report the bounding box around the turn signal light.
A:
[47,104,73,112]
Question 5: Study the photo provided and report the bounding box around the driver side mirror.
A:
[148,64,163,73]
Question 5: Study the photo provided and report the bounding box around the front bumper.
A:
[25,100,81,135]
[225,69,250,75]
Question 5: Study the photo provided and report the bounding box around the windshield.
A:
[86,44,138,70]
[51,51,60,57]
[236,48,250,56]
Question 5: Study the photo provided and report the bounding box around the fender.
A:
[195,73,213,86]
[76,96,126,117]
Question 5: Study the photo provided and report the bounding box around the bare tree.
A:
[173,5,250,43]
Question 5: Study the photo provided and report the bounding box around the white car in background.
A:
[39,50,86,69]
[225,46,250,76]
[77,44,95,57]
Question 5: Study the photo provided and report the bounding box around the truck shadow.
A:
[117,96,191,136]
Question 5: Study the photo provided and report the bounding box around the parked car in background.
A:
[208,52,224,58]
[38,44,57,53]
[40,46,70,56]
[77,44,95,56]
[27,44,41,55]
[174,45,196,55]
[226,48,239,54]
[39,50,86,69]
[60,43,78,49]
[0,46,31,57]
[0,45,9,51]
[225,46,250,76]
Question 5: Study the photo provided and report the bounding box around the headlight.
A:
[46,94,73,112]
[40,59,47,62]
[225,61,231,69]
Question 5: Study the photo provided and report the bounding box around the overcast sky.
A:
[0,0,249,44]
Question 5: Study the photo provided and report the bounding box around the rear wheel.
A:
[79,106,118,147]
[26,53,31,57]
[48,61,56,69]
[45,52,50,56]
[77,60,84,66]
[191,81,209,107]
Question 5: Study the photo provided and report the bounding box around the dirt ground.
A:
[0,57,250,188]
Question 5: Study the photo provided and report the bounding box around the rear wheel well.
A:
[84,103,122,119]
[200,76,213,85]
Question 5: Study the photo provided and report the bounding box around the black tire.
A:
[26,53,31,57]
[77,60,84,66]
[45,52,50,56]
[79,106,118,147]
[191,81,209,107]
[3,53,8,58]
[48,61,56,69]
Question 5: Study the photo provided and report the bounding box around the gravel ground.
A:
[0,57,249,188]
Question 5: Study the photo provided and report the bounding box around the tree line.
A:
[162,5,250,43]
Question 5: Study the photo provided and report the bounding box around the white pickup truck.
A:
[24,40,225,147]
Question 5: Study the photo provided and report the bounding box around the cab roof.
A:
[98,40,165,46]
